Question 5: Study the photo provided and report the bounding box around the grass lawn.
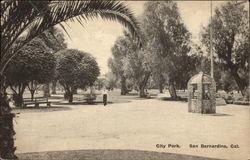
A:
[17,149,221,160]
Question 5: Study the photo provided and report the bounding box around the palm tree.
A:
[0,1,140,159]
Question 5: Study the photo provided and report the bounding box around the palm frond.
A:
[28,1,140,40]
[1,0,140,74]
[1,1,50,60]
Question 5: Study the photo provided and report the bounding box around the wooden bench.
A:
[23,97,51,108]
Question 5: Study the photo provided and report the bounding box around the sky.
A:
[60,1,246,75]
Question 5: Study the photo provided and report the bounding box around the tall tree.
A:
[57,49,100,103]
[220,70,239,93]
[123,49,151,97]
[110,31,150,97]
[109,35,131,95]
[121,33,151,97]
[4,38,56,106]
[141,1,192,98]
[201,2,249,99]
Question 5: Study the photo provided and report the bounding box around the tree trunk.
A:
[63,85,74,102]
[169,79,177,99]
[157,74,164,93]
[13,93,23,107]
[68,92,73,103]
[30,90,35,101]
[121,75,127,95]
[228,63,249,100]
[159,83,163,93]
[13,83,26,108]
[138,73,150,98]
[43,83,50,97]
[51,80,57,94]
[0,74,11,113]
[139,86,145,98]
[64,91,69,100]
[0,74,17,159]
[28,81,36,101]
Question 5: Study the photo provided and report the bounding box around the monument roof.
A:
[190,72,212,84]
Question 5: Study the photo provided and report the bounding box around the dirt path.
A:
[14,98,249,160]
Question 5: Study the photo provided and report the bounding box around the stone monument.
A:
[187,72,216,114]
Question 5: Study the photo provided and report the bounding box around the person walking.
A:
[102,88,108,106]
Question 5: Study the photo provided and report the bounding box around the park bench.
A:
[23,97,51,108]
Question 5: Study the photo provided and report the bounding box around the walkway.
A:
[14,98,249,160]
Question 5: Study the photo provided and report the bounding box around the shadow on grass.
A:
[109,100,132,104]
[12,106,71,113]
[160,97,188,102]
[17,149,222,160]
[126,93,158,97]
[53,101,106,105]
[126,93,139,96]
[117,95,158,100]
[205,113,232,117]
[53,100,133,105]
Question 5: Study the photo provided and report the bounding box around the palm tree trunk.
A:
[0,74,17,159]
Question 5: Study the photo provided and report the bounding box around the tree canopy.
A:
[141,1,194,98]
[109,33,134,95]
[57,49,100,102]
[5,38,56,87]
[201,2,249,98]
[4,37,56,104]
